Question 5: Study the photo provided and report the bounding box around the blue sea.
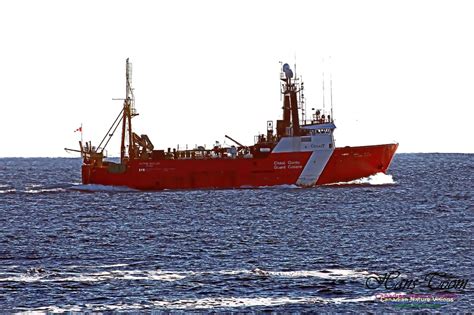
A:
[0,154,472,313]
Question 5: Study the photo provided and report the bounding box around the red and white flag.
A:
[74,126,82,133]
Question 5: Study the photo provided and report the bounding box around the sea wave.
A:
[24,294,377,312]
[24,188,67,194]
[151,295,377,309]
[0,269,185,283]
[267,268,375,279]
[213,268,375,279]
[0,267,373,284]
[0,188,16,194]
[0,185,69,194]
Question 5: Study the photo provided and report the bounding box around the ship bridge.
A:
[301,122,336,131]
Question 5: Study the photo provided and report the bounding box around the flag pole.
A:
[80,123,83,143]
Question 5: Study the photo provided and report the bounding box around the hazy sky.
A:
[1,0,473,157]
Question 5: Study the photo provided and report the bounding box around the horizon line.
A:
[0,151,473,159]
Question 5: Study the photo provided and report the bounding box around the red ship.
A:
[69,59,398,190]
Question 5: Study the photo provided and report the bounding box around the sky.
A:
[1,0,473,157]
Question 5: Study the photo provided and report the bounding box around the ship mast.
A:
[120,58,137,163]
[279,63,300,137]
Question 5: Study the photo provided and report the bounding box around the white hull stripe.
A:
[296,149,334,187]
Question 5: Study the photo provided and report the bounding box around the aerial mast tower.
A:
[120,58,138,162]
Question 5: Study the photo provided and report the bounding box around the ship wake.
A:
[326,172,396,186]
[69,184,139,193]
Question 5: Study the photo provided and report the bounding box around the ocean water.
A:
[0,154,472,313]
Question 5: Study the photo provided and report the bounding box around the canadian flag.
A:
[74,126,82,133]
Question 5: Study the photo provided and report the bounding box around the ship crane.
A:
[225,135,245,147]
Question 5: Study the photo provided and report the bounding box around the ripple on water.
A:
[0,154,472,312]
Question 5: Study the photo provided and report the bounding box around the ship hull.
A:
[317,143,398,185]
[81,143,398,190]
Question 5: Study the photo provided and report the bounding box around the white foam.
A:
[44,271,112,282]
[214,268,374,280]
[69,184,138,192]
[268,269,371,279]
[52,275,109,282]
[23,294,378,313]
[24,188,66,194]
[112,270,186,281]
[0,274,46,282]
[1,268,371,285]
[327,172,396,186]
[215,269,252,275]
[0,189,16,194]
[151,295,377,309]
[23,305,83,313]
[26,184,43,188]
[25,304,144,313]
[325,269,373,277]
[83,303,145,311]
[0,269,186,283]
[175,268,375,280]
